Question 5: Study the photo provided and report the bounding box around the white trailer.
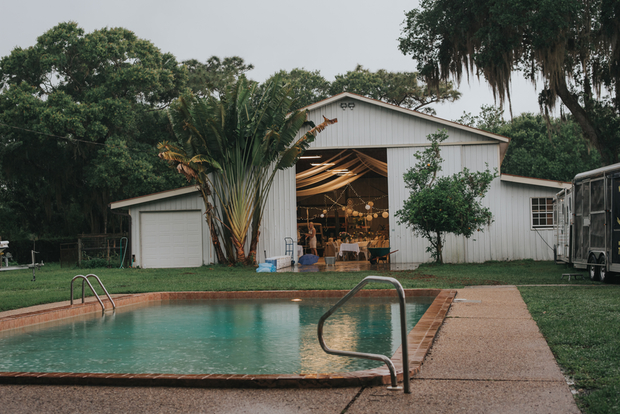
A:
[554,163,620,282]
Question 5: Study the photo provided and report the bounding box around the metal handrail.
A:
[70,274,116,312]
[317,276,410,393]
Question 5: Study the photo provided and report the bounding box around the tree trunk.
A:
[436,231,443,264]
[199,185,227,264]
[247,230,260,266]
[232,237,246,264]
[555,77,606,163]
[205,208,227,265]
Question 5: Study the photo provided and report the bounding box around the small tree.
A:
[396,130,497,263]
[158,75,336,265]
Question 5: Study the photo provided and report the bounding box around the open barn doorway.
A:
[295,148,390,260]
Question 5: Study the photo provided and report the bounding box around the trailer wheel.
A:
[598,254,609,283]
[588,254,600,281]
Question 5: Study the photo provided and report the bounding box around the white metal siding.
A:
[386,143,555,264]
[492,182,558,261]
[305,99,497,150]
[258,168,298,263]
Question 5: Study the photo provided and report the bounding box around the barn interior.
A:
[295,148,390,257]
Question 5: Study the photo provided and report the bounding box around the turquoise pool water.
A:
[0,297,432,375]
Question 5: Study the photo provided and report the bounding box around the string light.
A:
[297,184,390,221]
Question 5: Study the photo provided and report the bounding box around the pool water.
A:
[0,297,432,375]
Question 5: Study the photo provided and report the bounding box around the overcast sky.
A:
[1,0,549,121]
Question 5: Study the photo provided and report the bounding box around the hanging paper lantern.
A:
[346,208,353,215]
[366,215,373,221]
[322,209,327,214]
[320,214,324,218]
[368,201,374,207]
[342,206,346,211]
[353,211,359,216]
[373,213,378,219]
[365,204,371,210]
[382,212,389,219]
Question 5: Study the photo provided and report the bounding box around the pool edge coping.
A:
[0,289,456,388]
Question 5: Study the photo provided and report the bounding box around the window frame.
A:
[531,197,555,230]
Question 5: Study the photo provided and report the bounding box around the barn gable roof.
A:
[302,92,510,144]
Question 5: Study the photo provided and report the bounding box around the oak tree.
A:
[0,22,187,236]
[457,106,601,182]
[329,65,461,115]
[399,0,620,163]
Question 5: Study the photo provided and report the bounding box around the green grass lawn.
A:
[1,260,618,413]
[520,285,620,414]
[0,259,595,312]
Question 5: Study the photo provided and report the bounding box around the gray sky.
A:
[1,0,546,121]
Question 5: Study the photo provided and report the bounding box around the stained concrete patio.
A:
[0,286,581,413]
[276,257,420,272]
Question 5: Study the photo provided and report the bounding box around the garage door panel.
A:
[141,211,202,268]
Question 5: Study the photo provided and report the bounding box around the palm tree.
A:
[158,75,336,265]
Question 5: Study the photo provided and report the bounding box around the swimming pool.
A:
[0,290,456,388]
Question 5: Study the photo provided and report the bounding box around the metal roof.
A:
[109,186,199,209]
[573,162,620,182]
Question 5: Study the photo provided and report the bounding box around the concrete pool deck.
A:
[0,286,580,413]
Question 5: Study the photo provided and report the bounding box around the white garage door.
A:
[140,211,203,268]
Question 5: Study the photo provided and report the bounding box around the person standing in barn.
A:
[307,222,317,256]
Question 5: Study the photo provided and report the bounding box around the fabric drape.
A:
[295,151,386,196]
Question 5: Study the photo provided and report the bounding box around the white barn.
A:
[110,93,570,268]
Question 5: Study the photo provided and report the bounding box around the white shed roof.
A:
[500,174,571,189]
[109,186,199,209]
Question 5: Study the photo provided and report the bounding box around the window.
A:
[531,198,554,229]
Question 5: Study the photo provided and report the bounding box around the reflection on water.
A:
[0,297,431,375]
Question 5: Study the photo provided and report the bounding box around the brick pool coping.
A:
[0,289,456,388]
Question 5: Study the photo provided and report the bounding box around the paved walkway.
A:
[347,286,581,413]
[0,286,580,413]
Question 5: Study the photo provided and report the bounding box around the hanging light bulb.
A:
[368,201,374,207]
[373,213,378,219]
[382,212,389,219]
[342,206,346,211]
[346,208,353,215]
[320,214,324,218]
[353,211,359,216]
[322,209,327,214]
[365,204,371,210]
[366,215,373,221]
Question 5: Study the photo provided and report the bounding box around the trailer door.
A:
[611,174,620,267]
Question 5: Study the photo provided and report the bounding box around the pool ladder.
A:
[317,276,410,393]
[70,274,116,312]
